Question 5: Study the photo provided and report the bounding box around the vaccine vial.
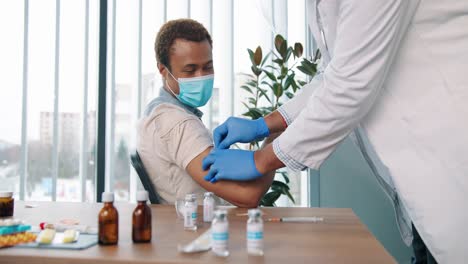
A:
[184,194,197,231]
[247,208,264,256]
[98,192,119,245]
[132,191,152,243]
[203,192,215,222]
[189,193,199,219]
[190,193,198,208]
[211,209,229,257]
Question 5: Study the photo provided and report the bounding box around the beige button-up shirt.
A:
[137,88,213,204]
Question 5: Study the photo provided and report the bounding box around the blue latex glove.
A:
[202,149,263,183]
[213,117,270,149]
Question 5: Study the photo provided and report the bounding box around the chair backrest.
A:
[130,151,162,204]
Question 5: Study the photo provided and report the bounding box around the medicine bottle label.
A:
[203,200,214,222]
[184,206,197,228]
[247,224,263,251]
[212,224,228,251]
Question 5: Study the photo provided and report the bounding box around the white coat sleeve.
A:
[277,74,323,126]
[273,0,414,170]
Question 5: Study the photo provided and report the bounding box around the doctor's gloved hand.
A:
[202,149,263,183]
[213,117,270,149]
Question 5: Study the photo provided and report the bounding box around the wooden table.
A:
[0,201,394,264]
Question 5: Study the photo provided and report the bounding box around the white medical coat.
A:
[273,0,468,263]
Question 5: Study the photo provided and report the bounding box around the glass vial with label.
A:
[184,193,197,231]
[247,208,264,256]
[132,191,152,243]
[98,192,119,245]
[190,193,198,208]
[211,209,229,257]
[203,192,215,222]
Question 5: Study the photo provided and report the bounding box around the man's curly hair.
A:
[155,19,212,70]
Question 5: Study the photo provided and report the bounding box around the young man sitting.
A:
[137,19,275,207]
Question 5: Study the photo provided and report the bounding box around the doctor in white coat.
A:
[202,0,468,263]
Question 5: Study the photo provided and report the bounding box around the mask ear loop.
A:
[164,66,179,97]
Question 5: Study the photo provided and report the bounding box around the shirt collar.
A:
[158,87,204,118]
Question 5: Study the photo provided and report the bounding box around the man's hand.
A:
[213,117,270,149]
[202,149,263,183]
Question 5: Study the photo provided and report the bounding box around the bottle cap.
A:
[0,192,13,198]
[136,191,149,202]
[214,209,227,218]
[204,192,213,198]
[248,208,262,218]
[185,193,194,201]
[101,192,114,202]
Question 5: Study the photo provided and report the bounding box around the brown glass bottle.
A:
[0,192,14,217]
[132,191,152,243]
[98,192,119,245]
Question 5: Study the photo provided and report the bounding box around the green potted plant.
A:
[240,34,319,206]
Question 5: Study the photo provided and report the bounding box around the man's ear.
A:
[157,63,166,75]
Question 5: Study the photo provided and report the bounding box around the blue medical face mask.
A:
[166,69,214,108]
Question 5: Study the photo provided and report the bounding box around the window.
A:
[0,1,23,200]
[0,0,98,202]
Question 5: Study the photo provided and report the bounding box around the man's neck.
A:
[162,85,177,99]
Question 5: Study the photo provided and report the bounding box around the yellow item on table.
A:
[37,229,56,244]
[0,232,37,248]
[62,229,78,243]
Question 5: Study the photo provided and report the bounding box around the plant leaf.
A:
[271,180,295,204]
[302,58,316,69]
[297,58,317,77]
[260,52,271,66]
[285,190,295,203]
[272,180,290,192]
[247,48,256,66]
[247,80,258,87]
[279,40,288,60]
[291,79,299,92]
[254,46,262,66]
[314,49,321,61]
[273,58,283,65]
[284,72,295,91]
[273,83,283,98]
[251,65,262,76]
[285,47,293,62]
[277,171,290,183]
[262,69,277,82]
[297,80,307,86]
[260,191,281,207]
[294,43,303,58]
[257,87,272,103]
[274,34,284,54]
[240,85,254,94]
[297,65,315,77]
[280,66,288,79]
[249,108,264,118]
[242,108,263,120]
[261,106,276,113]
